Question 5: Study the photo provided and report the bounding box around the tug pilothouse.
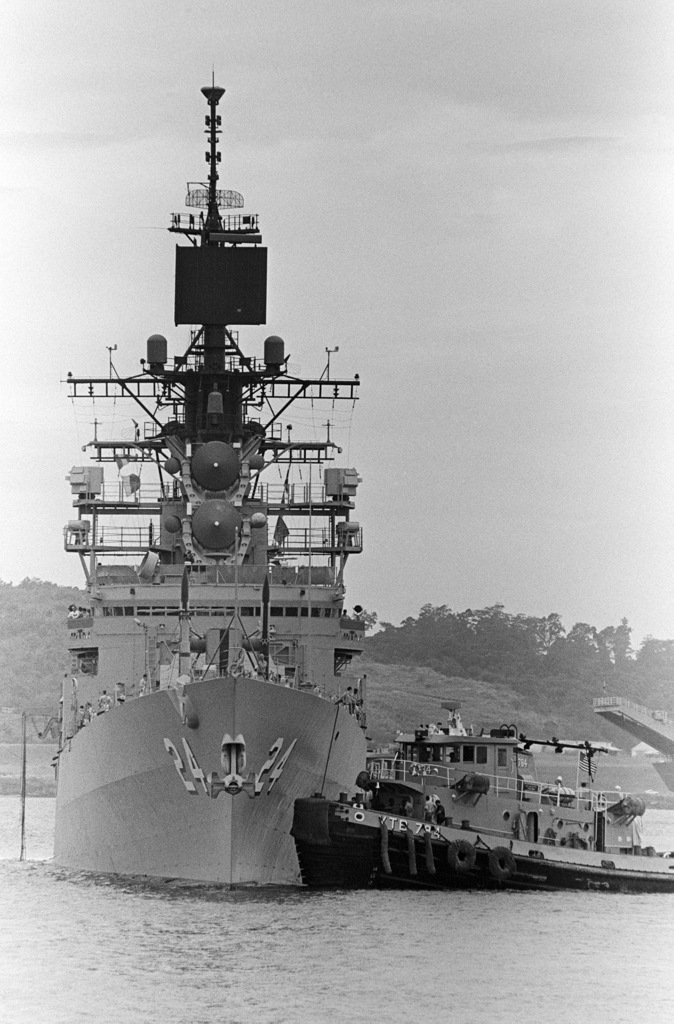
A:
[63,83,365,712]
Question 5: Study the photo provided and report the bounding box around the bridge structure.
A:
[593,697,674,756]
[593,697,674,792]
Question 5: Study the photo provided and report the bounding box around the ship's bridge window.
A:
[285,607,298,617]
[270,607,284,617]
[497,748,508,768]
[311,608,322,618]
[462,745,475,763]
[71,648,98,676]
[476,745,488,764]
[240,607,259,616]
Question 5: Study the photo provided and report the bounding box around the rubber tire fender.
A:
[447,839,476,874]
[488,846,516,881]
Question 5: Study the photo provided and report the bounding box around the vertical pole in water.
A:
[19,712,27,861]
[304,461,313,688]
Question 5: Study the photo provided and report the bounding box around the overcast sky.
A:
[1,1,674,644]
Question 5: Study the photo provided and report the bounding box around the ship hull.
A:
[54,678,365,885]
[292,799,674,894]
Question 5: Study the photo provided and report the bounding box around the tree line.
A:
[364,603,674,715]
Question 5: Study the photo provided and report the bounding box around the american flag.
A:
[579,749,596,781]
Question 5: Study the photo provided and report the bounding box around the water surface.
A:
[1,798,673,1023]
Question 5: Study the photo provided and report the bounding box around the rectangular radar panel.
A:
[174,246,267,325]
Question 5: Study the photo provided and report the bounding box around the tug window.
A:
[444,746,460,763]
[462,746,475,763]
[476,746,488,764]
[497,748,508,768]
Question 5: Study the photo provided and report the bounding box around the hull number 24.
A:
[164,735,297,798]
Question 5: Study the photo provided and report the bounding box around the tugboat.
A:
[292,701,674,892]
[54,85,367,886]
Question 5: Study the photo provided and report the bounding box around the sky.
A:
[1,0,674,645]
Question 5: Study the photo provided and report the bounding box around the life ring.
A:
[447,839,476,874]
[488,846,516,881]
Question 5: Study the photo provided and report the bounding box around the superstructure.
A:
[54,85,367,885]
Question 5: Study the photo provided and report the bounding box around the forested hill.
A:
[0,579,84,736]
[363,604,674,739]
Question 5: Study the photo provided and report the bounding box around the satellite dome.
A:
[191,441,239,491]
[250,512,267,529]
[249,454,265,471]
[163,457,181,476]
[264,336,285,369]
[163,514,182,534]
[191,499,241,550]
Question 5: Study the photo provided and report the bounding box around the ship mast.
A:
[202,83,225,234]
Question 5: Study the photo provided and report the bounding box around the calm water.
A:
[1,799,674,1024]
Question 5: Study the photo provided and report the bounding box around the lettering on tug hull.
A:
[164,734,297,798]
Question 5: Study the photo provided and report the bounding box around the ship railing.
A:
[143,418,184,439]
[257,483,330,506]
[90,482,180,503]
[593,695,672,725]
[274,526,363,552]
[85,525,159,550]
[367,758,607,810]
[150,564,340,587]
[169,212,258,233]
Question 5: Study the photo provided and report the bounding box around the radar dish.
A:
[186,188,244,209]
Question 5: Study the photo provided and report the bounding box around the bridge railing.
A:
[593,696,672,725]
